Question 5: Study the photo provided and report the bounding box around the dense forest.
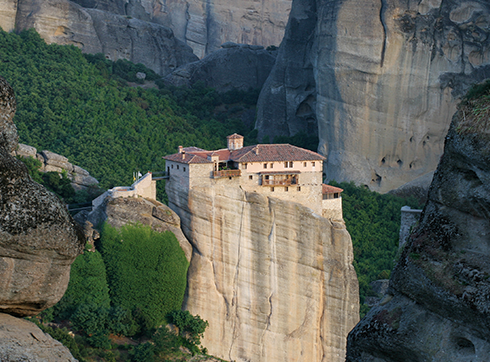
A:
[3,28,424,358]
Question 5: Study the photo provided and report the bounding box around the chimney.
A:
[178,145,183,153]
[182,149,186,160]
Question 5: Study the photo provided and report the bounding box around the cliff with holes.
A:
[346,93,490,361]
[256,0,490,192]
[165,180,359,362]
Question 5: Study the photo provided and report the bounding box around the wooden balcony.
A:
[262,179,297,186]
[213,169,241,178]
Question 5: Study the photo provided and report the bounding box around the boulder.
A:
[256,0,490,192]
[163,44,277,92]
[0,313,76,362]
[14,143,37,159]
[0,76,85,317]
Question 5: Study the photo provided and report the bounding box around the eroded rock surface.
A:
[14,145,99,190]
[70,0,291,58]
[256,0,490,192]
[0,313,76,362]
[12,0,197,75]
[163,43,277,92]
[166,182,359,362]
[346,99,490,360]
[0,76,85,317]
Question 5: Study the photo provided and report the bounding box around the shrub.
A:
[167,310,208,354]
[101,223,189,330]
[54,249,110,320]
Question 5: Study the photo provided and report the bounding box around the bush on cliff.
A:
[100,223,189,330]
[53,249,111,320]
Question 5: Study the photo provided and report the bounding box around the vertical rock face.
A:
[0,76,85,316]
[162,43,277,92]
[70,0,291,58]
[166,182,359,362]
[346,99,490,360]
[256,0,490,192]
[13,0,198,75]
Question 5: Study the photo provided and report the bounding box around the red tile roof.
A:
[164,143,325,165]
[163,153,212,164]
[227,133,244,139]
[230,144,325,163]
[322,184,343,194]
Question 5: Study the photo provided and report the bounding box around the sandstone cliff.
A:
[163,43,277,92]
[256,0,490,192]
[69,0,291,58]
[166,182,359,362]
[10,0,198,76]
[346,95,490,360]
[0,76,85,317]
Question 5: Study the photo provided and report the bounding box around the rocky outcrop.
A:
[14,144,99,190]
[163,43,277,92]
[256,0,490,192]
[166,182,359,362]
[87,196,193,262]
[346,97,490,360]
[0,76,85,317]
[0,313,76,362]
[70,0,291,58]
[12,0,197,75]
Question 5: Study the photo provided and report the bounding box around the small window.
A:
[289,161,293,168]
[264,163,267,169]
[284,162,288,168]
[312,162,315,167]
[249,175,253,180]
[270,163,274,169]
[297,186,301,191]
[177,165,179,170]
[243,163,248,169]
[229,177,232,180]
[285,187,288,192]
[334,193,339,198]
[171,164,174,169]
[183,167,186,172]
[304,162,307,167]
[271,187,275,192]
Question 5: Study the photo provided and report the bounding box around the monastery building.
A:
[164,134,343,220]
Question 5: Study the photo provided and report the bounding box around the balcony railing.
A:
[213,169,241,178]
[262,179,297,186]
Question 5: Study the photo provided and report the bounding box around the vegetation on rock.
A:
[331,181,422,316]
[101,223,189,331]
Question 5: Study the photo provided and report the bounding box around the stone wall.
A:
[322,197,343,221]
